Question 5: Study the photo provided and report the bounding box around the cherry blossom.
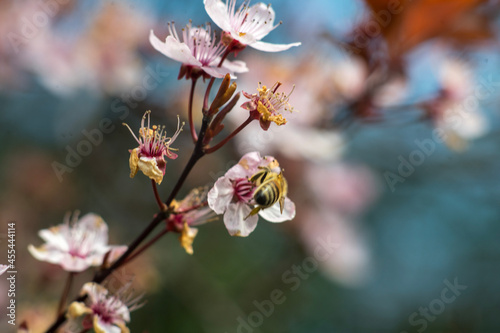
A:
[150,22,248,79]
[123,111,183,185]
[208,152,295,236]
[204,0,301,52]
[28,212,127,272]
[68,282,142,333]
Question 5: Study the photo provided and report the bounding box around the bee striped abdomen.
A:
[254,181,279,207]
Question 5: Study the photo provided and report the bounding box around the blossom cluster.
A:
[26,1,300,332]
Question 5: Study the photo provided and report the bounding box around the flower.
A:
[28,212,127,272]
[0,264,8,276]
[123,111,183,185]
[204,0,301,52]
[208,152,295,236]
[68,282,142,333]
[242,81,295,130]
[167,188,216,254]
[150,22,248,79]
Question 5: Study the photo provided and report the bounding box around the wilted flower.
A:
[68,282,142,333]
[123,111,183,185]
[204,0,301,52]
[168,188,216,254]
[150,22,248,80]
[28,212,127,272]
[208,152,295,236]
[242,81,295,130]
[0,264,8,276]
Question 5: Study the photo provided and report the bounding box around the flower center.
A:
[233,178,254,203]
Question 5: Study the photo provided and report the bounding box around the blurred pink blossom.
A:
[28,212,127,272]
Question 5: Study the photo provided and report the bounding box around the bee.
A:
[245,165,288,219]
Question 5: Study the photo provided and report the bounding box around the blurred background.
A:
[1,0,500,332]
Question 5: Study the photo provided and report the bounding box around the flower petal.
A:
[138,156,164,184]
[149,31,201,67]
[245,2,276,40]
[94,316,122,333]
[221,59,249,74]
[78,213,109,246]
[224,202,258,237]
[208,177,234,214]
[258,197,296,222]
[28,244,65,265]
[250,41,301,52]
[204,0,232,32]
[67,302,92,319]
[202,66,230,79]
[0,264,9,276]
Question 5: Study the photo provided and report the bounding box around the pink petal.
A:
[250,41,301,52]
[258,197,296,222]
[204,0,232,32]
[224,202,258,237]
[208,177,234,214]
[149,31,200,67]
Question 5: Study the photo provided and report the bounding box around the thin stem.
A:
[151,180,166,211]
[164,116,209,205]
[188,78,199,143]
[204,116,253,154]
[57,272,75,319]
[121,228,170,266]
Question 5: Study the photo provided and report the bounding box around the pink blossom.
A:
[204,0,301,52]
[208,152,295,236]
[28,212,127,273]
[150,22,248,79]
[123,111,183,185]
[0,264,8,276]
[68,282,142,333]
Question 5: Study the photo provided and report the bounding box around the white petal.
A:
[78,213,109,246]
[245,3,276,40]
[258,197,296,222]
[208,177,234,214]
[204,0,232,32]
[250,41,301,52]
[38,227,69,252]
[28,244,65,265]
[0,265,9,276]
[224,202,258,237]
[150,31,200,67]
[61,254,93,272]
[202,66,229,78]
[220,59,249,74]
